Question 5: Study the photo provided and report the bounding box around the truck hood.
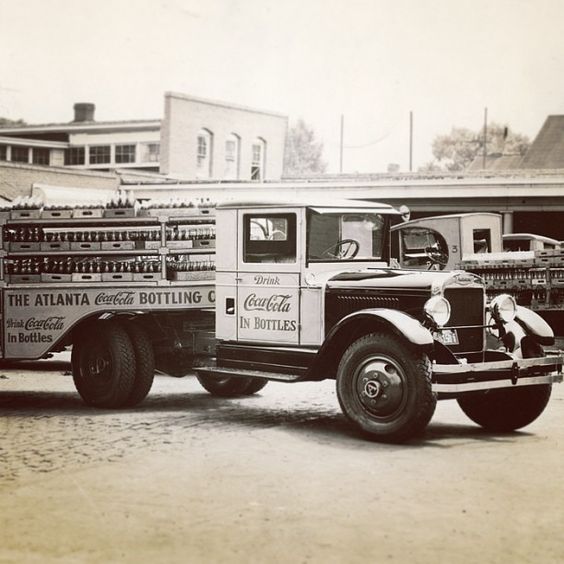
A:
[325,268,478,292]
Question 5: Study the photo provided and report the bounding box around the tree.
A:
[420,122,530,172]
[283,119,327,176]
[0,117,26,127]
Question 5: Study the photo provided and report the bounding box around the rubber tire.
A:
[336,333,436,443]
[72,322,135,408]
[457,385,552,432]
[122,323,155,407]
[197,374,268,397]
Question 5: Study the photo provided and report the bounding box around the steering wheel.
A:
[424,245,448,269]
[322,239,360,259]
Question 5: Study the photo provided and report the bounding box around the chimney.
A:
[73,103,95,122]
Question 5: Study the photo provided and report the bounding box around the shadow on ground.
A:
[0,387,527,449]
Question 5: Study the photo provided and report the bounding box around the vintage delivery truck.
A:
[1,196,562,442]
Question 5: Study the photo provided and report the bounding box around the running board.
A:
[193,366,303,383]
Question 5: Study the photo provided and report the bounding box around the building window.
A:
[0,145,7,161]
[224,133,240,180]
[89,145,111,165]
[32,148,50,165]
[251,138,266,181]
[65,146,85,165]
[196,129,213,178]
[141,142,160,163]
[115,144,136,164]
[11,146,29,163]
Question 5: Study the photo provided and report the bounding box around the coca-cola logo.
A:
[243,293,292,313]
[95,291,135,306]
[25,316,65,331]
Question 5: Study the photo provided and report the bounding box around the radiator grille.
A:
[444,287,484,353]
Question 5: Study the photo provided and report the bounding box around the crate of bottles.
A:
[69,241,101,251]
[41,208,74,219]
[104,207,136,219]
[71,273,103,283]
[101,272,135,282]
[6,274,41,284]
[8,241,41,252]
[40,241,71,251]
[549,268,564,288]
[72,207,104,219]
[100,241,136,251]
[169,270,215,281]
[10,209,41,220]
[41,273,73,283]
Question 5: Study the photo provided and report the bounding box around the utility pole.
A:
[339,114,344,174]
[482,107,488,169]
[409,111,413,172]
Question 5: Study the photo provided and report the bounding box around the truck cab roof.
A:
[216,198,399,214]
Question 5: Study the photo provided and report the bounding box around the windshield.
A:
[307,210,386,262]
[398,226,449,270]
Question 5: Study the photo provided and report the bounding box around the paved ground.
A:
[1,357,564,564]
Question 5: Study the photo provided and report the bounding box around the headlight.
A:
[424,295,451,327]
[490,294,517,323]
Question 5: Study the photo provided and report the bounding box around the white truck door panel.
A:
[237,272,300,344]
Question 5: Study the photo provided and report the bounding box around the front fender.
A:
[304,309,434,382]
[515,305,555,346]
[326,309,434,349]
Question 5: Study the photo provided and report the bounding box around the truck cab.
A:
[215,199,397,347]
[391,213,503,271]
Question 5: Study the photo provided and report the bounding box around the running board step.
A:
[194,366,303,383]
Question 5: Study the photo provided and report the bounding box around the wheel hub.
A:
[88,355,109,377]
[356,358,406,418]
[363,379,382,398]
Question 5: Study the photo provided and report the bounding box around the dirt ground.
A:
[1,361,564,564]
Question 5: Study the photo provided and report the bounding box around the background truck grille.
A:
[443,286,484,354]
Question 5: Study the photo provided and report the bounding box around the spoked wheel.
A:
[72,322,135,408]
[337,333,436,443]
[197,374,268,397]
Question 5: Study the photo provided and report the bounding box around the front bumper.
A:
[432,353,563,394]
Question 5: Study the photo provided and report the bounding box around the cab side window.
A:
[243,213,296,263]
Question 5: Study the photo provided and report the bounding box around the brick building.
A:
[160,92,287,181]
[0,93,288,190]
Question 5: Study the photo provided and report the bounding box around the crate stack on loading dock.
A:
[0,193,216,286]
[458,249,564,312]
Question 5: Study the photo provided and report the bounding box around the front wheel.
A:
[457,385,552,432]
[336,333,436,443]
[197,374,268,397]
[458,342,552,432]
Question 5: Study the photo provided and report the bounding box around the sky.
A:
[1,0,564,173]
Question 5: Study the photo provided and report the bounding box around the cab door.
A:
[236,208,301,345]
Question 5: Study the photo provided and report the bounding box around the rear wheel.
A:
[72,322,135,408]
[336,333,436,443]
[122,323,155,407]
[197,374,268,397]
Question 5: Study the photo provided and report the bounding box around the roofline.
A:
[0,119,162,135]
[394,212,501,228]
[502,233,560,243]
[0,136,69,149]
[165,91,288,120]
